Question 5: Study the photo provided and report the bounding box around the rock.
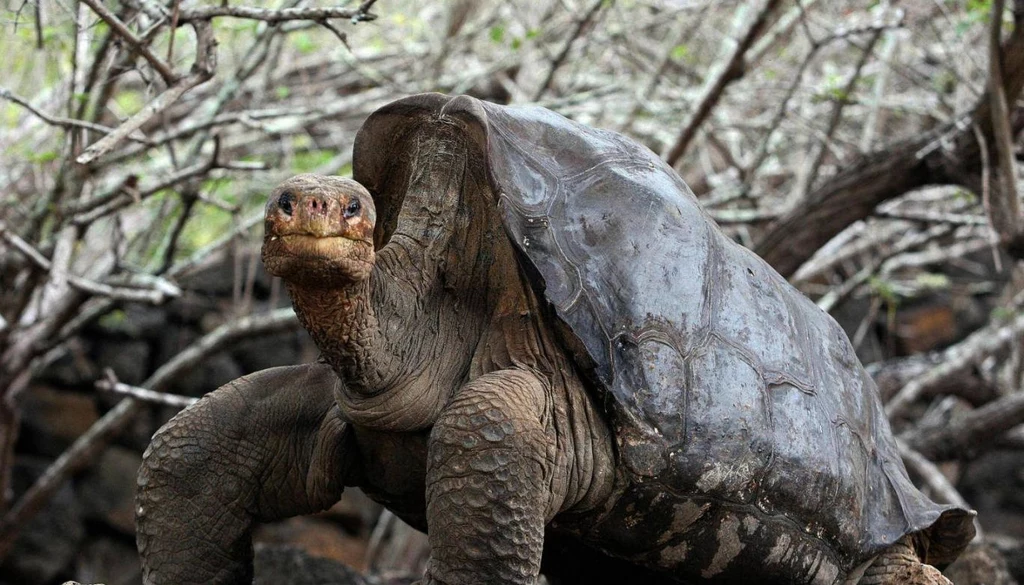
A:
[77,446,142,535]
[179,351,243,397]
[19,385,99,457]
[92,304,167,340]
[74,537,141,585]
[92,338,150,386]
[891,301,958,355]
[36,338,99,387]
[164,293,219,325]
[178,247,273,297]
[958,450,1024,537]
[255,517,369,571]
[152,322,198,366]
[0,458,84,584]
[253,545,367,585]
[992,535,1024,584]
[230,330,307,373]
[944,542,1019,585]
[154,323,243,397]
[318,488,383,536]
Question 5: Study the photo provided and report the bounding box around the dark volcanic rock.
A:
[959,450,1024,537]
[19,385,99,457]
[93,304,168,340]
[74,537,142,585]
[944,542,1019,585]
[77,446,142,535]
[231,330,307,372]
[154,323,243,397]
[253,545,368,585]
[255,517,369,571]
[992,535,1024,584]
[0,458,84,584]
[36,338,98,387]
[92,339,150,386]
[178,248,273,297]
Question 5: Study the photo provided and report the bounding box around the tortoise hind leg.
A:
[857,536,952,585]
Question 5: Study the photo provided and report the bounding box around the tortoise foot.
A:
[891,563,951,585]
[858,536,952,585]
[858,562,952,585]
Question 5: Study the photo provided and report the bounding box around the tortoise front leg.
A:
[136,363,357,585]
[422,369,559,585]
[856,536,951,585]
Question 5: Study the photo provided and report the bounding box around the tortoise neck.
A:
[287,278,398,397]
[286,258,467,432]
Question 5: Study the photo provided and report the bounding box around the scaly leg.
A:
[421,369,558,585]
[136,363,357,585]
[858,536,951,585]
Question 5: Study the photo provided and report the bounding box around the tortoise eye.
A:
[344,198,361,219]
[278,191,295,215]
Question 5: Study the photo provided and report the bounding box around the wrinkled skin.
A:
[137,98,962,585]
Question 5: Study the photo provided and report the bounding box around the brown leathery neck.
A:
[286,277,397,397]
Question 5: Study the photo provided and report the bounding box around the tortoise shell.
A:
[352,94,974,583]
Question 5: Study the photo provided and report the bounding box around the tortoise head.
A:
[262,174,376,287]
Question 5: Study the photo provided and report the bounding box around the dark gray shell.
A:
[353,94,974,583]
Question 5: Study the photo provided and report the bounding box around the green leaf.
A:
[992,306,1017,321]
[294,150,337,172]
[114,90,144,115]
[28,150,59,163]
[915,272,950,290]
[98,309,128,329]
[489,26,505,43]
[293,32,317,55]
[868,277,900,306]
[671,44,689,60]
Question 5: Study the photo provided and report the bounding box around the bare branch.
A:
[816,224,952,313]
[71,155,219,226]
[75,22,217,165]
[0,222,180,304]
[998,424,1024,449]
[78,0,178,85]
[874,208,988,226]
[96,372,197,408]
[791,29,881,201]
[985,0,1024,250]
[176,4,378,24]
[532,0,607,102]
[0,87,149,142]
[663,0,782,167]
[756,2,1024,278]
[887,306,1024,419]
[903,390,1024,461]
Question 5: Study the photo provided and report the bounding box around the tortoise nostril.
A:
[278,191,295,216]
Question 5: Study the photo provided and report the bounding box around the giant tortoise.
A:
[136,93,975,584]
